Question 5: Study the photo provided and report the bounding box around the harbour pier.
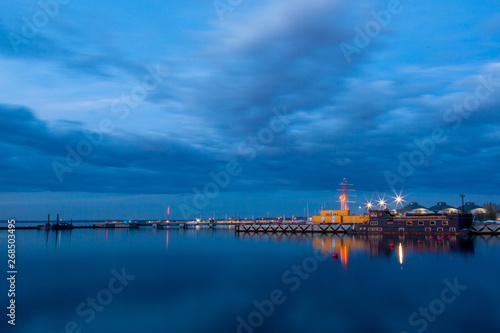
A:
[235,222,354,234]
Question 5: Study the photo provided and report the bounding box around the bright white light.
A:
[399,243,403,265]
[375,193,387,209]
[379,200,386,208]
[391,189,407,209]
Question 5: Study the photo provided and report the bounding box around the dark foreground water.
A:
[1,227,499,333]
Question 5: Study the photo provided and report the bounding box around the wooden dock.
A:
[469,223,500,234]
[235,222,500,235]
[235,223,355,234]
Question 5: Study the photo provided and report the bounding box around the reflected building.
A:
[312,234,475,268]
[312,235,369,268]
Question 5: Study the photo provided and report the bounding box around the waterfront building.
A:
[428,202,459,215]
[456,202,487,214]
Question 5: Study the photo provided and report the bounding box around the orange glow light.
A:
[341,245,348,268]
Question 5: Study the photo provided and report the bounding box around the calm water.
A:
[1,227,499,333]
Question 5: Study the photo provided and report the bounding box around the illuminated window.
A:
[406,221,412,225]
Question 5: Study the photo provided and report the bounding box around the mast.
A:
[337,178,356,211]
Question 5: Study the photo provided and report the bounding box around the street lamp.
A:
[365,202,373,214]
[460,193,465,213]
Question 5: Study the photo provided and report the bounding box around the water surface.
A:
[1,227,499,333]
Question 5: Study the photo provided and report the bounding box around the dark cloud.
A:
[0,20,146,78]
[0,104,225,193]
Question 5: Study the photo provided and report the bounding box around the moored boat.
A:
[354,209,473,234]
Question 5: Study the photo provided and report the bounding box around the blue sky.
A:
[1,0,499,220]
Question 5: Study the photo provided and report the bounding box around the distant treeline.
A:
[482,202,499,220]
[482,202,500,213]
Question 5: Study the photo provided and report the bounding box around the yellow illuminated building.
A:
[312,209,368,224]
[311,178,368,224]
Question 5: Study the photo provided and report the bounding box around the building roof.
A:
[428,202,457,211]
[456,202,485,213]
[399,202,428,212]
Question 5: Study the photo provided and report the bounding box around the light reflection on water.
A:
[3,228,500,333]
